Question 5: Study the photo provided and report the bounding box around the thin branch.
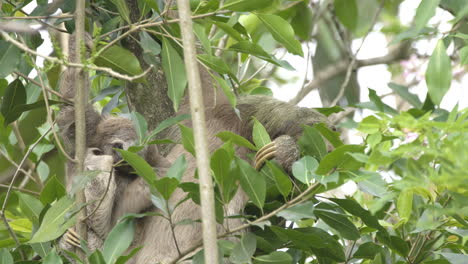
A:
[0,14,74,20]
[0,149,39,185]
[14,71,72,104]
[0,124,52,260]
[0,184,40,196]
[176,0,219,262]
[328,0,386,107]
[1,32,153,82]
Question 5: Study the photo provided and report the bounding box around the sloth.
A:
[57,93,331,263]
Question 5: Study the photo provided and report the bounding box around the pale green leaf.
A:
[161,38,187,111]
[256,14,303,56]
[425,40,452,105]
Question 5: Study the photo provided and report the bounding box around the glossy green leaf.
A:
[298,125,327,160]
[212,21,244,41]
[353,242,382,259]
[236,158,265,209]
[216,131,256,150]
[29,196,76,243]
[178,124,195,156]
[413,0,440,32]
[18,193,43,224]
[154,177,179,200]
[95,45,144,77]
[43,249,63,264]
[211,148,237,202]
[229,41,294,70]
[266,162,292,199]
[292,156,319,185]
[117,149,156,185]
[222,0,270,12]
[314,123,343,148]
[166,155,186,181]
[0,249,14,263]
[162,38,187,111]
[316,145,365,174]
[388,83,423,108]
[334,0,358,31]
[0,40,21,78]
[253,251,293,264]
[426,40,452,105]
[193,23,211,55]
[440,253,468,264]
[256,14,303,56]
[88,250,106,264]
[314,204,360,240]
[146,114,190,142]
[130,111,148,144]
[103,218,135,264]
[229,233,257,263]
[277,201,314,222]
[197,54,235,81]
[291,3,313,40]
[252,118,271,148]
[139,31,161,56]
[31,242,51,259]
[115,246,142,264]
[397,189,413,223]
[460,46,468,65]
[110,0,130,23]
[213,75,237,109]
[1,79,26,125]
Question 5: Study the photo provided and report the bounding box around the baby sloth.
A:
[59,95,331,263]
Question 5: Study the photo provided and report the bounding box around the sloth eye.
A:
[112,142,124,149]
[91,148,103,155]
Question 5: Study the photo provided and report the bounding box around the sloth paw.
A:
[64,228,82,249]
[254,135,300,172]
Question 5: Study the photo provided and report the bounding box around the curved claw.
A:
[254,142,277,170]
[65,228,82,248]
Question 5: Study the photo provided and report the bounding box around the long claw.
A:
[65,228,82,248]
[255,142,277,170]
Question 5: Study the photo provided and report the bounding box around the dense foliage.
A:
[0,0,467,263]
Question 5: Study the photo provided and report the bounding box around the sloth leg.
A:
[254,135,300,171]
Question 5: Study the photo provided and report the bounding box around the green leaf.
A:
[28,196,76,243]
[1,79,26,125]
[5,99,61,125]
[397,189,413,223]
[17,193,44,224]
[229,233,257,263]
[256,14,303,56]
[334,0,358,31]
[166,155,186,181]
[252,118,271,148]
[146,114,190,142]
[460,46,468,65]
[139,31,161,55]
[162,38,187,111]
[193,23,211,55]
[154,177,179,200]
[102,218,135,264]
[31,242,52,259]
[353,242,382,259]
[95,45,144,77]
[277,201,314,222]
[229,41,294,70]
[440,253,468,264]
[213,75,237,109]
[253,251,293,264]
[130,111,148,144]
[178,124,195,156]
[88,250,106,264]
[358,115,383,134]
[115,246,142,264]
[212,21,244,41]
[0,40,21,78]
[316,145,365,174]
[266,162,292,199]
[222,0,270,12]
[197,54,236,81]
[425,39,452,105]
[298,125,327,160]
[315,106,345,116]
[211,148,237,202]
[43,249,63,264]
[291,3,313,40]
[0,248,13,264]
[216,131,256,150]
[314,204,360,240]
[368,88,398,114]
[110,0,130,23]
[388,83,423,108]
[292,156,319,185]
[236,158,265,210]
[314,123,343,148]
[413,0,440,32]
[117,149,157,185]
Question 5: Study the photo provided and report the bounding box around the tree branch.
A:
[176,0,219,262]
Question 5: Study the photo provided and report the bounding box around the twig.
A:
[0,14,74,20]
[0,149,39,185]
[0,32,153,82]
[328,0,386,107]
[84,168,114,220]
[0,124,52,260]
[176,0,219,262]
[174,182,321,263]
[14,71,72,104]
[0,184,40,196]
